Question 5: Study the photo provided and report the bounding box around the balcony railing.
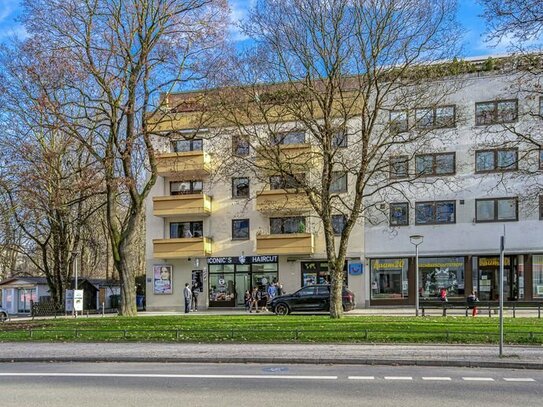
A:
[256,143,316,171]
[153,194,212,217]
[256,189,311,213]
[155,151,211,177]
[256,232,315,255]
[153,237,213,259]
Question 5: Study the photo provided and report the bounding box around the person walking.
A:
[439,287,448,302]
[244,289,251,311]
[183,283,191,314]
[467,290,479,317]
[267,283,277,302]
[249,287,259,313]
[191,283,199,311]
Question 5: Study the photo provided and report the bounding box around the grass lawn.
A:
[1,315,542,344]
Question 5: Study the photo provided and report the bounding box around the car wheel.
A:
[275,303,290,316]
[0,312,7,323]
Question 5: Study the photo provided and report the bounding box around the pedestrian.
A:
[191,283,199,311]
[276,282,283,296]
[183,283,191,314]
[249,287,259,313]
[244,289,251,311]
[467,290,479,317]
[439,287,448,302]
[267,283,277,302]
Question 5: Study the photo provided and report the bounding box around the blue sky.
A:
[0,0,508,58]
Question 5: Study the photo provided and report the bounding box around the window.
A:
[270,174,305,190]
[232,177,250,198]
[171,138,203,152]
[539,97,543,117]
[475,149,518,172]
[170,221,203,238]
[415,106,455,129]
[270,217,306,234]
[475,99,518,125]
[232,219,250,240]
[330,172,347,193]
[415,153,455,176]
[170,180,203,195]
[232,136,250,156]
[390,110,408,133]
[540,196,543,220]
[475,198,518,222]
[390,156,409,178]
[390,203,409,226]
[539,149,543,170]
[302,261,348,286]
[272,131,305,145]
[332,132,348,148]
[418,257,465,298]
[371,258,409,300]
[332,215,347,235]
[297,286,317,296]
[415,201,455,225]
[533,255,543,298]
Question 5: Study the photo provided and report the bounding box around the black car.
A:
[268,284,355,315]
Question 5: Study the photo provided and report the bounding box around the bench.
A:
[420,300,543,318]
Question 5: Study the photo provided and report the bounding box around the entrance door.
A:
[235,273,251,307]
[478,259,514,301]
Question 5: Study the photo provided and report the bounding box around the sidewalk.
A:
[1,342,543,370]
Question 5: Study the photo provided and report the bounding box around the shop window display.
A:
[418,257,465,298]
[370,258,409,299]
[533,255,543,298]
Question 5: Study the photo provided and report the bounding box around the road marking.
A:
[348,376,375,380]
[503,378,535,382]
[422,377,452,381]
[462,377,494,382]
[0,373,337,380]
[384,376,412,380]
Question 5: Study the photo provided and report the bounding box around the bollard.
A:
[513,305,516,318]
[102,302,105,317]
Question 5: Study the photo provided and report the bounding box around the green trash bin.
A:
[110,294,120,309]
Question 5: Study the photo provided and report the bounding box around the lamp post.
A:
[72,251,79,318]
[410,235,424,317]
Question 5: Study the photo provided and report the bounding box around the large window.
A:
[232,136,250,156]
[272,131,305,145]
[302,261,347,286]
[476,198,518,222]
[171,138,203,152]
[332,132,348,148]
[533,255,543,298]
[232,177,250,198]
[390,110,408,133]
[330,172,348,193]
[390,156,409,179]
[415,201,455,225]
[390,202,409,226]
[475,149,518,172]
[418,257,465,299]
[475,99,518,125]
[332,215,347,235]
[415,106,455,129]
[270,217,306,234]
[232,219,250,240]
[170,180,203,195]
[415,153,455,176]
[371,258,409,300]
[170,221,203,238]
[270,174,305,190]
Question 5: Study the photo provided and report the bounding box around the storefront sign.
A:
[348,263,363,275]
[479,257,511,267]
[372,259,405,270]
[207,256,278,265]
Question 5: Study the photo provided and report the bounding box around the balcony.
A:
[153,237,213,259]
[256,144,316,172]
[156,151,211,177]
[153,194,212,217]
[256,189,311,213]
[256,233,315,255]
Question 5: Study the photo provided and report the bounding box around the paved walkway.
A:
[1,342,542,370]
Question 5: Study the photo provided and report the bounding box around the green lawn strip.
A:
[1,316,541,344]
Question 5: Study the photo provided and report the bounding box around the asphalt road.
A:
[0,362,541,407]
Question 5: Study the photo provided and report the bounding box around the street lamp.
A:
[410,235,424,317]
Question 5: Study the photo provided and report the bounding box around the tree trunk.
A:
[329,268,344,319]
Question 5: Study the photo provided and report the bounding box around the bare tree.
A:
[202,0,462,318]
[17,0,228,315]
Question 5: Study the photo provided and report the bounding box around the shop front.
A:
[370,258,409,304]
[207,255,279,308]
[472,256,519,301]
[301,261,348,286]
[418,257,465,299]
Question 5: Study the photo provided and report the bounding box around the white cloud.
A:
[0,0,14,23]
[228,0,256,42]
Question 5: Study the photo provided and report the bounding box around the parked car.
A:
[0,307,9,323]
[268,284,355,315]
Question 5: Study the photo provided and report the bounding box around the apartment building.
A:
[145,57,543,311]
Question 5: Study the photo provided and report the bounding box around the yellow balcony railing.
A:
[153,237,213,259]
[256,143,316,171]
[155,151,211,177]
[256,189,311,213]
[256,233,314,255]
[153,194,212,217]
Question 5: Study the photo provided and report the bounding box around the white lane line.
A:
[503,378,535,382]
[0,373,337,380]
[348,376,375,380]
[462,377,494,382]
[384,376,413,380]
[422,377,452,381]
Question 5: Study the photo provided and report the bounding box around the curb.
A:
[1,356,542,370]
